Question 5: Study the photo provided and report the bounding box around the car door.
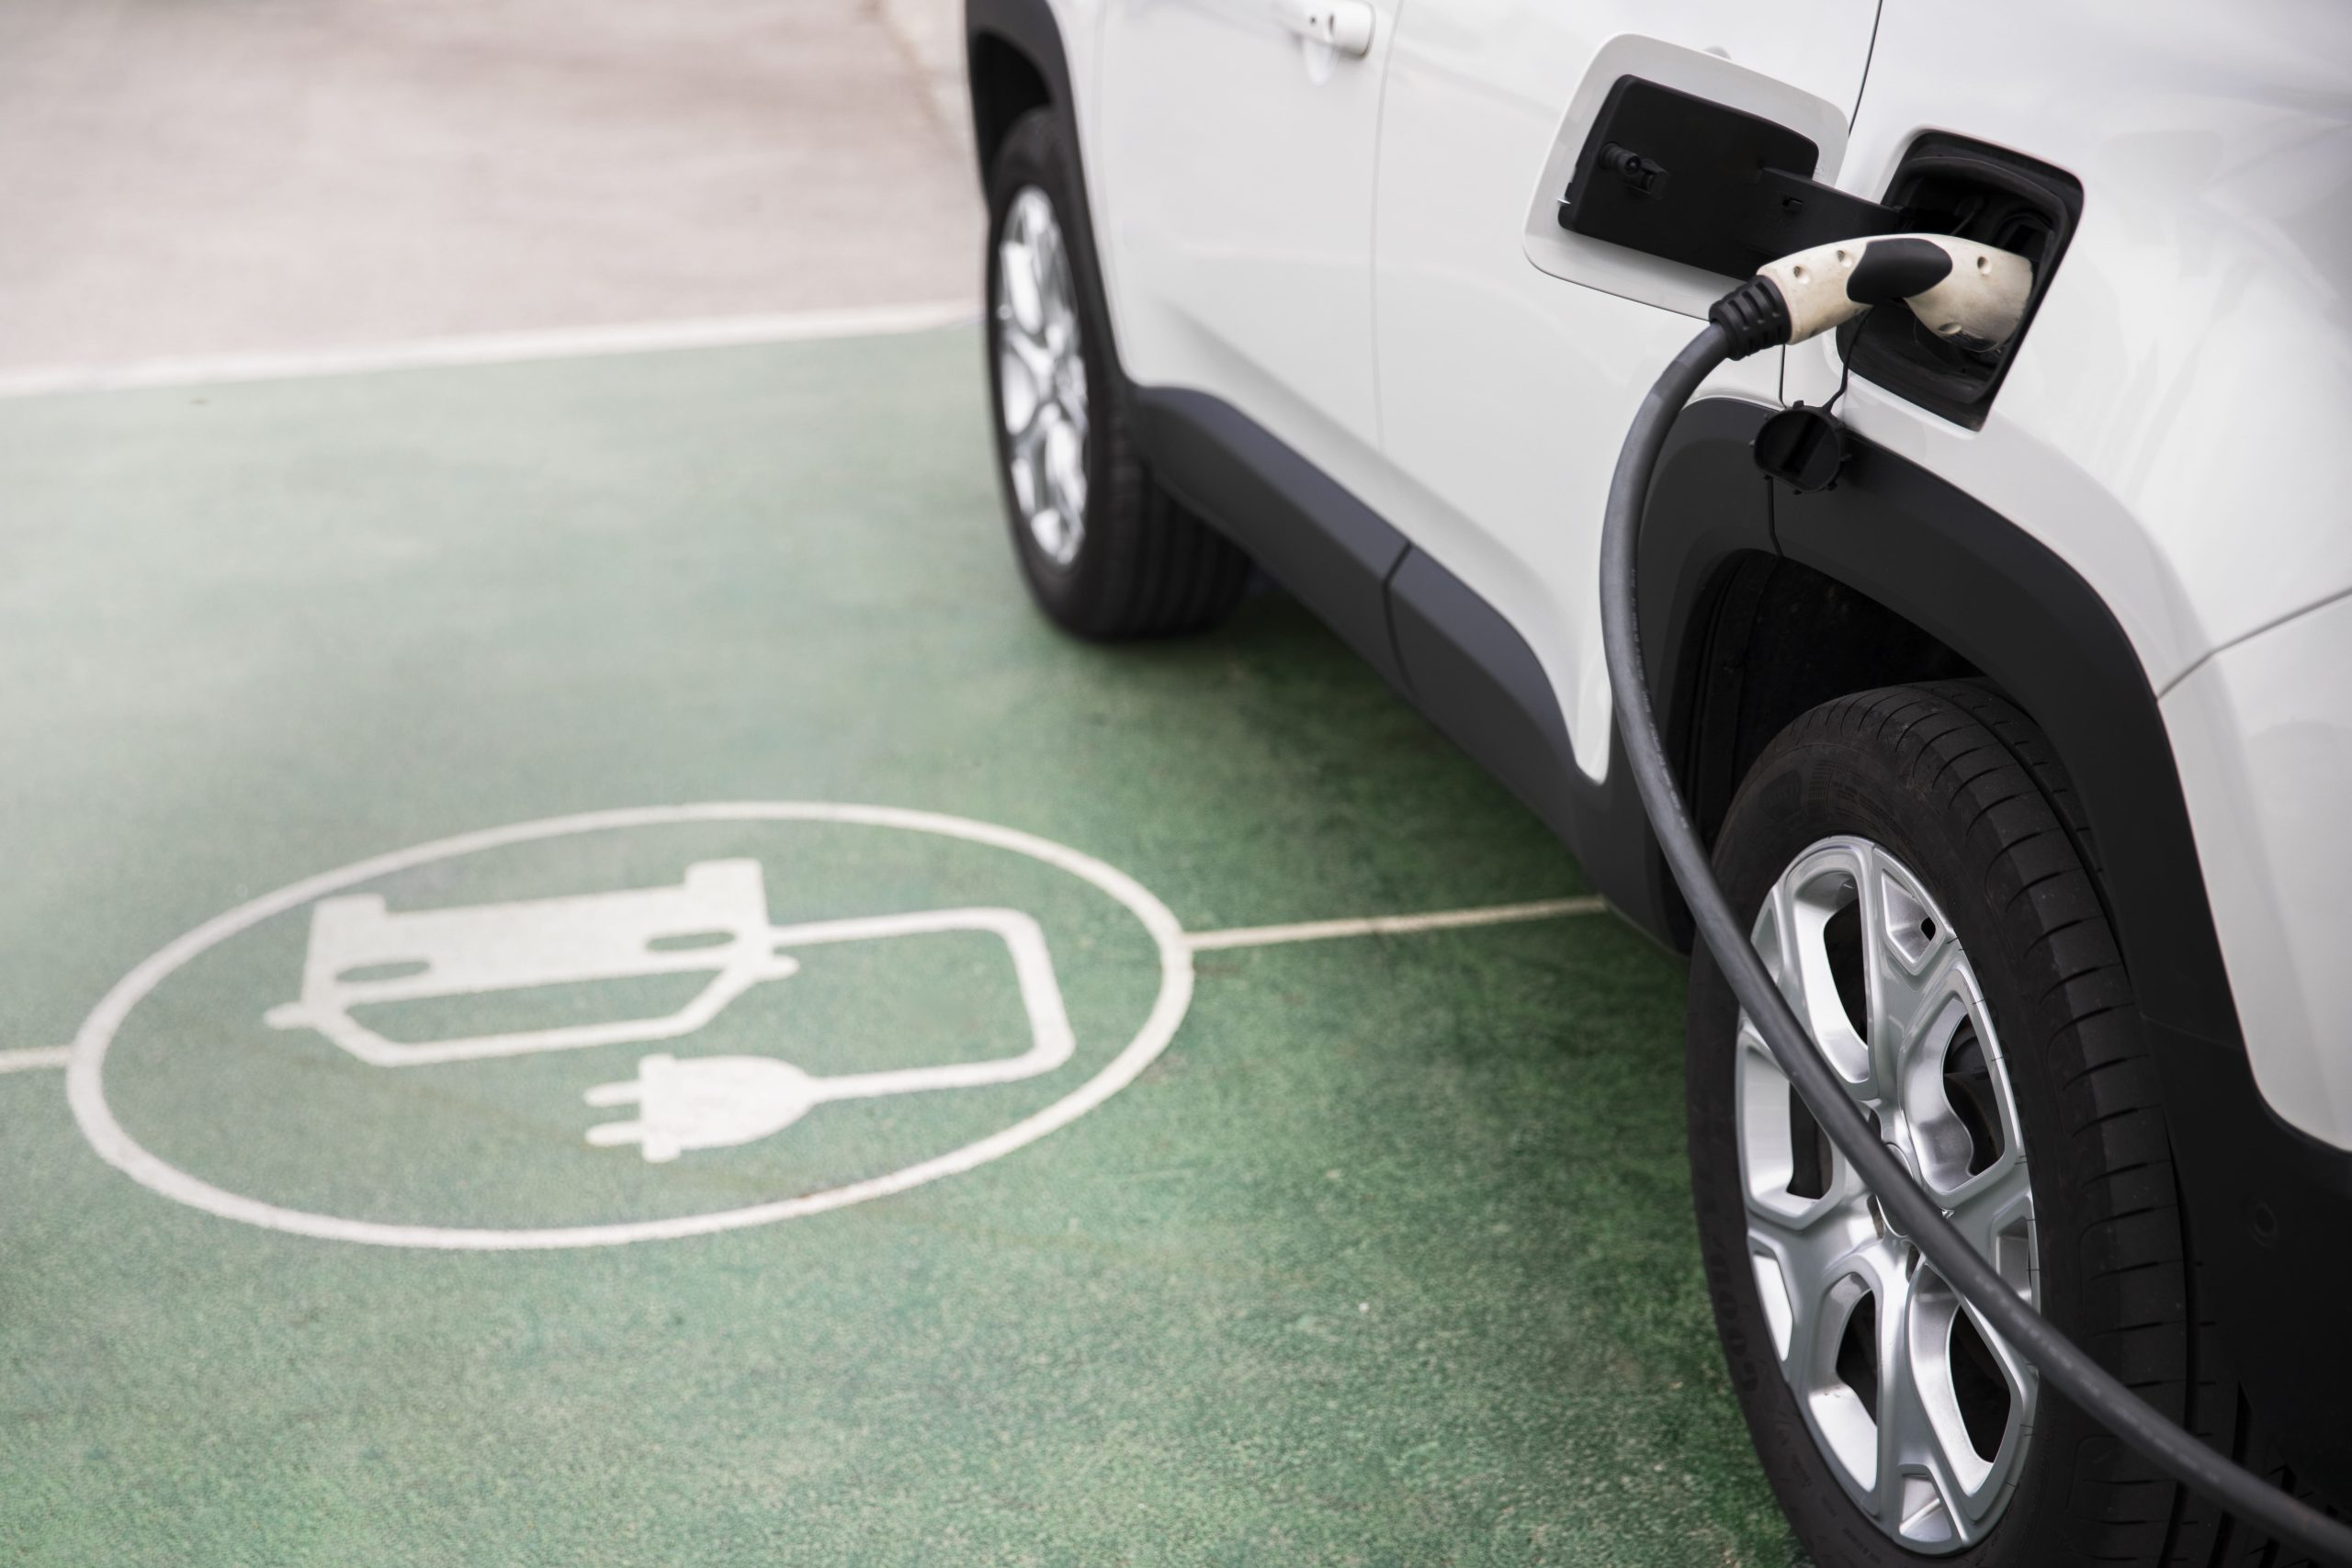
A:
[1092,0,1400,476]
[1369,5,1881,779]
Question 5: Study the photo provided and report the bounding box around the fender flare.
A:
[1644,399,2232,1042]
[964,0,1074,182]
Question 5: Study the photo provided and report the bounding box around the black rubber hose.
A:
[1599,320,2352,1567]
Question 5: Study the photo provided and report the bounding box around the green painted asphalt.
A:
[0,328,1798,1564]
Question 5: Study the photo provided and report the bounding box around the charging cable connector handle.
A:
[1708,232,2035,358]
[1598,239,2352,1564]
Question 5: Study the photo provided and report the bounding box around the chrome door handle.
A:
[1271,0,1374,57]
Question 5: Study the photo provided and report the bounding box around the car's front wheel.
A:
[984,107,1250,639]
[1687,682,2199,1565]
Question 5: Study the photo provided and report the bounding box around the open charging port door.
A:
[1555,75,1900,278]
[1834,134,2084,429]
[1550,79,2081,431]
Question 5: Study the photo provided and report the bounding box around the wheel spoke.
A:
[1944,1152,2034,1287]
[1737,1025,1866,1213]
[1905,1266,2035,1541]
[1042,419,1088,552]
[1035,223,1076,347]
[1757,842,1880,1094]
[1005,427,1042,516]
[1877,1306,1975,1548]
[1870,944,1960,1098]
[1954,1289,2038,1436]
[1750,878,1799,999]
[1750,880,1853,1088]
[1876,1263,2007,1548]
[996,335,1044,439]
[1028,504,1069,562]
[1876,1265,1925,1510]
[999,194,1052,339]
[1005,310,1056,379]
[1746,1190,1876,1384]
[998,239,1041,341]
[1011,402,1054,467]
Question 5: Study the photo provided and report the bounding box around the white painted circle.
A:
[67,804,1194,1250]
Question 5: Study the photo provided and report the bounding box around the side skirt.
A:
[1132,386,1678,937]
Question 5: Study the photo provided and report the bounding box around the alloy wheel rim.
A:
[1736,835,2040,1552]
[994,186,1089,570]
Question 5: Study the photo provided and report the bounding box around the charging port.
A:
[1836,134,2084,429]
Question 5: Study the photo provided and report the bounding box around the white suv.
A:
[960,4,2352,1562]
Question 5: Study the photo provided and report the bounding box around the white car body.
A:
[1065,0,2352,1153]
[964,0,2352,1505]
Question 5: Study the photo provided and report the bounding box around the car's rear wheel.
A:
[1688,682,2198,1565]
[984,107,1250,638]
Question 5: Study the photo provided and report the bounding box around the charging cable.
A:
[1600,232,2352,1564]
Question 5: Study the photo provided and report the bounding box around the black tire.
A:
[983,107,1250,638]
[1688,682,2327,1566]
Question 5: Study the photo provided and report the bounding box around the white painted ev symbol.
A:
[263,858,1084,1162]
[66,805,1193,1249]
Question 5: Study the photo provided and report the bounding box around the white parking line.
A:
[0,301,979,399]
[1182,897,1607,951]
[0,1047,73,1075]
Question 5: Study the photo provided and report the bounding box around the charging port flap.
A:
[1557,76,1900,280]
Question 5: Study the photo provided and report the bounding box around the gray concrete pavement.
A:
[879,0,975,156]
[0,0,982,372]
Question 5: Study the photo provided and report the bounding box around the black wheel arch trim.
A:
[1657,400,2232,1040]
[965,0,1074,189]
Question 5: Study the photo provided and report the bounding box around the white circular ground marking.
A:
[67,804,1193,1250]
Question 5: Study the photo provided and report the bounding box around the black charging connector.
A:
[1704,275,1791,358]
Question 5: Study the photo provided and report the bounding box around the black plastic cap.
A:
[1707,276,1791,359]
[1752,404,1847,491]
